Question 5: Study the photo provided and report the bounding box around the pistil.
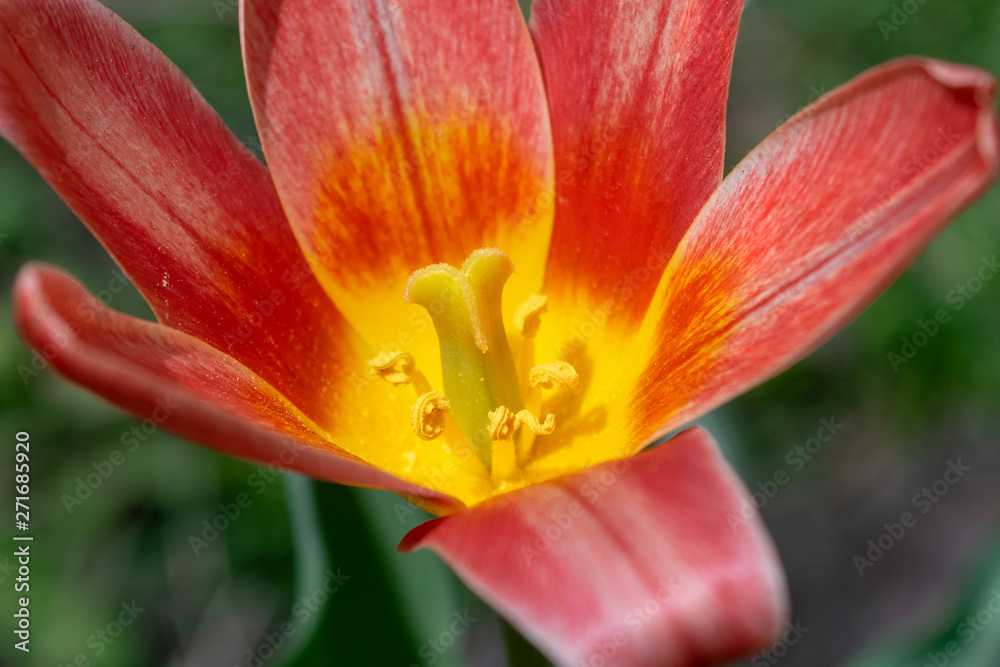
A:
[367,247,581,487]
[406,248,523,468]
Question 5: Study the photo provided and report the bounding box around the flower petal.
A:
[13,264,462,515]
[1,0,500,506]
[241,0,555,382]
[633,58,999,445]
[0,0,340,422]
[401,428,788,667]
[530,0,744,325]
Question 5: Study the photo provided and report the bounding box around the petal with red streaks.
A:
[0,0,340,424]
[241,0,554,390]
[632,59,999,446]
[14,264,462,514]
[530,0,744,325]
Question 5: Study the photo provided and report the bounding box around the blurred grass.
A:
[0,0,998,666]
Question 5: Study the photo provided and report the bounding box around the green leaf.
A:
[280,481,422,665]
[353,488,468,667]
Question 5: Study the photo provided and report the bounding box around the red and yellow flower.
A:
[2,0,997,664]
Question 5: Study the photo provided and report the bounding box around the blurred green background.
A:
[1,0,999,665]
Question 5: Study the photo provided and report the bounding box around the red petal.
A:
[13,264,461,514]
[401,428,788,666]
[242,0,554,361]
[0,0,341,422]
[634,58,999,443]
[530,0,744,325]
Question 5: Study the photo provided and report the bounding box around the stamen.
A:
[405,249,575,483]
[518,362,578,464]
[515,410,555,435]
[488,406,517,481]
[411,391,451,441]
[529,361,580,391]
[514,294,547,400]
[514,294,548,338]
[491,405,556,482]
[487,405,516,441]
[367,351,415,386]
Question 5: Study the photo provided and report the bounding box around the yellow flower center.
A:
[367,248,578,490]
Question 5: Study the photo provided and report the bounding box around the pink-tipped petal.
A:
[634,58,999,444]
[14,264,462,515]
[401,428,788,666]
[530,0,745,325]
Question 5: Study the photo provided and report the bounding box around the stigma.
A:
[367,248,578,487]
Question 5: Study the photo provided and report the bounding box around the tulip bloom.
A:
[3,0,997,664]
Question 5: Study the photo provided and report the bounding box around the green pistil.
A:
[406,248,522,468]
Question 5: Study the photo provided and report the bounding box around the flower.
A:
[2,0,997,665]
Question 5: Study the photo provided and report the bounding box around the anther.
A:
[367,351,415,386]
[514,294,548,338]
[529,361,580,391]
[488,406,556,439]
[514,410,555,435]
[487,406,516,442]
[411,391,450,441]
[519,363,575,464]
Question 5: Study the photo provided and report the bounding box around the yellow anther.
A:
[488,405,556,440]
[487,406,516,442]
[367,351,415,386]
[514,294,548,338]
[514,410,555,435]
[529,361,580,391]
[411,391,451,441]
